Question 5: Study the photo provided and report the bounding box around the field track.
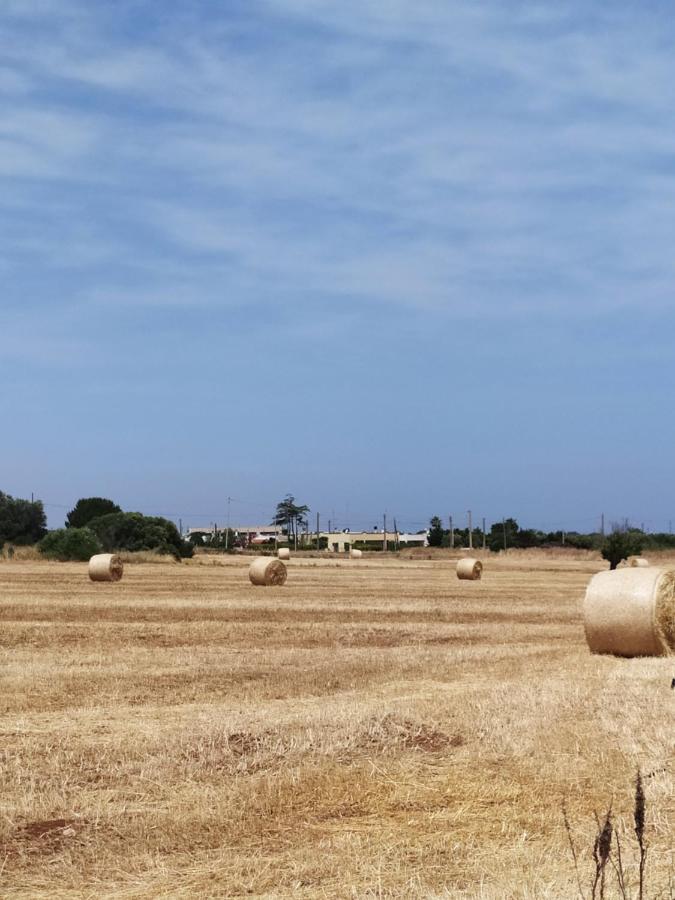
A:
[0,554,673,898]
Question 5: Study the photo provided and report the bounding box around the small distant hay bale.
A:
[88,553,123,582]
[456,558,482,580]
[277,548,290,560]
[249,557,287,586]
[628,556,650,567]
[583,567,675,657]
[350,548,363,559]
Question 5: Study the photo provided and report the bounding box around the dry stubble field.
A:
[0,553,673,898]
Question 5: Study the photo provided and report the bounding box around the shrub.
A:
[642,532,675,550]
[601,530,644,570]
[38,527,102,561]
[562,532,597,550]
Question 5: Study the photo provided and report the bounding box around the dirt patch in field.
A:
[5,817,89,857]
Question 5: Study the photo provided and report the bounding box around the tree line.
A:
[0,492,193,560]
[427,515,672,568]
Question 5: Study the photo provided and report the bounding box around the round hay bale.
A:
[583,567,675,657]
[456,557,482,580]
[349,548,363,559]
[629,556,650,567]
[249,557,287,586]
[277,548,290,560]
[88,553,123,582]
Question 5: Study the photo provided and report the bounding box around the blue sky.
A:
[2,0,674,533]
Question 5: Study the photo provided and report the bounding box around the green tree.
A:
[427,515,444,547]
[210,528,238,551]
[189,529,238,551]
[488,518,520,552]
[39,527,101,561]
[66,497,121,529]
[601,530,644,570]
[515,528,542,549]
[0,491,47,547]
[273,494,309,545]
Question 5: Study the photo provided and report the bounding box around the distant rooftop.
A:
[187,524,283,535]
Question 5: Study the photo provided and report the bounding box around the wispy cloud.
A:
[4,0,675,328]
[4,0,675,530]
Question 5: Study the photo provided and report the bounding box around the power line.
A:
[31,496,675,536]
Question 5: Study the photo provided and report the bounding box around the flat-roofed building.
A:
[322,531,427,553]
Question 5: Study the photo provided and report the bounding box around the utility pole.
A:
[669,520,672,534]
[468,510,473,550]
[383,513,387,552]
[600,513,605,536]
[316,512,320,551]
[482,517,486,550]
[562,530,566,545]
[503,517,507,551]
[393,517,399,551]
[449,515,454,549]
[179,518,182,537]
[225,497,231,551]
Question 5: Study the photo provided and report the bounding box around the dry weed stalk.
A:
[591,807,613,900]
[562,771,672,900]
[634,770,647,900]
[611,828,628,900]
[562,800,586,900]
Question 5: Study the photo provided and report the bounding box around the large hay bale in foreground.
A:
[249,557,287,586]
[628,556,650,567]
[456,558,482,580]
[349,548,363,559]
[88,553,123,582]
[583,567,675,657]
[277,548,290,560]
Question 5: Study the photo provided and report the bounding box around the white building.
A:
[321,530,427,553]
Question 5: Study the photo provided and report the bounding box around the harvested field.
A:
[0,554,673,898]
